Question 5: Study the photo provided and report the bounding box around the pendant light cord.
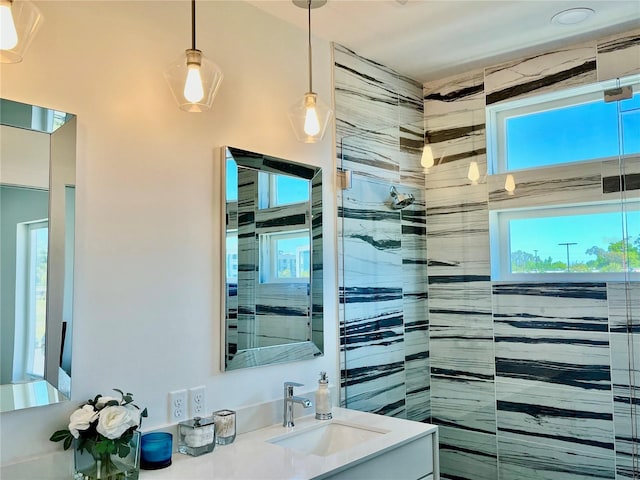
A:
[191,0,196,50]
[307,0,313,93]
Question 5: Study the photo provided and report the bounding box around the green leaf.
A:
[63,436,73,450]
[95,441,108,454]
[117,444,131,458]
[81,438,95,454]
[49,430,71,442]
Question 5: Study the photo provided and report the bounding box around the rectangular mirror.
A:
[0,98,76,412]
[222,147,323,370]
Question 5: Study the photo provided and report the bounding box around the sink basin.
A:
[267,421,388,457]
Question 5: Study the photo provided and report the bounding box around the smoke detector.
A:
[551,8,595,25]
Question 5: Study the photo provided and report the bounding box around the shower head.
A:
[389,186,415,210]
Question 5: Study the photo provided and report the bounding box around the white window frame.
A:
[486,74,640,175]
[490,201,640,282]
[259,230,310,284]
[257,171,310,210]
[225,230,238,285]
[488,74,640,282]
[13,219,48,382]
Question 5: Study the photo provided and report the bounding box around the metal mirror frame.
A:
[221,146,323,370]
[0,98,76,412]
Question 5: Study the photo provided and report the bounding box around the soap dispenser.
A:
[315,371,332,420]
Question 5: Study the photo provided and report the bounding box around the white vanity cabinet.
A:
[320,431,437,480]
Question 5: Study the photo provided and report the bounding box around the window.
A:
[29,105,70,133]
[14,220,48,382]
[273,174,309,206]
[488,74,640,281]
[491,204,640,281]
[487,75,640,174]
[225,158,238,202]
[258,172,309,209]
[226,232,238,285]
[259,231,310,283]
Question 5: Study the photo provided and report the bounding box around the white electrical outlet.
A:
[169,389,187,421]
[189,385,206,417]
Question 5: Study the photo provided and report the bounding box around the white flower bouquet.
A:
[50,389,147,478]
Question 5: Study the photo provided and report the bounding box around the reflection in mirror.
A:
[222,147,323,370]
[0,98,76,412]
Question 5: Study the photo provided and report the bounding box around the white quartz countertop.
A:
[141,407,437,480]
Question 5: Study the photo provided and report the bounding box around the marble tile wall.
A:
[334,43,428,421]
[423,67,500,479]
[608,283,640,479]
[493,283,616,479]
[311,171,324,351]
[423,28,639,480]
[335,27,639,480]
[236,168,258,350]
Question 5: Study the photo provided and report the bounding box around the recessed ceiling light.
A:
[551,7,595,25]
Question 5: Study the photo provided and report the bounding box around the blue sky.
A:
[510,211,640,264]
[225,160,309,205]
[507,92,639,171]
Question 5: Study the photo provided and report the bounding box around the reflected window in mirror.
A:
[259,231,310,283]
[20,217,49,381]
[258,172,310,208]
[222,147,323,370]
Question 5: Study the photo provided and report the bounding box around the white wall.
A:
[0,0,337,465]
[0,126,49,188]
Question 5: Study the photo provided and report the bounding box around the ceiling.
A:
[245,0,640,83]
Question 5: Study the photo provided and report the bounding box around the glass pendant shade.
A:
[467,161,480,184]
[289,0,331,143]
[164,49,223,113]
[421,144,434,169]
[0,0,43,64]
[288,92,332,143]
[505,174,516,195]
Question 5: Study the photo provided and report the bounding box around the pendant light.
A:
[0,0,43,64]
[164,0,223,113]
[504,174,516,195]
[467,161,480,184]
[421,144,434,170]
[288,0,332,143]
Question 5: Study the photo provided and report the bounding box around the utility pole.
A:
[534,249,539,272]
[558,242,577,272]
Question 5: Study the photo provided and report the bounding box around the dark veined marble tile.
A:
[497,436,616,479]
[438,426,497,480]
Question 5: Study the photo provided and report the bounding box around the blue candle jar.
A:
[141,432,173,470]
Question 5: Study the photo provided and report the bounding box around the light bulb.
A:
[184,64,204,103]
[467,161,480,184]
[505,174,516,195]
[0,1,18,50]
[304,106,320,136]
[303,94,321,136]
[421,145,434,169]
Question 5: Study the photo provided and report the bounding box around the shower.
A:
[389,186,415,209]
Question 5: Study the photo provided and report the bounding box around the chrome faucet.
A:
[283,381,312,427]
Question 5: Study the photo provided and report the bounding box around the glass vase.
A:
[73,431,141,480]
